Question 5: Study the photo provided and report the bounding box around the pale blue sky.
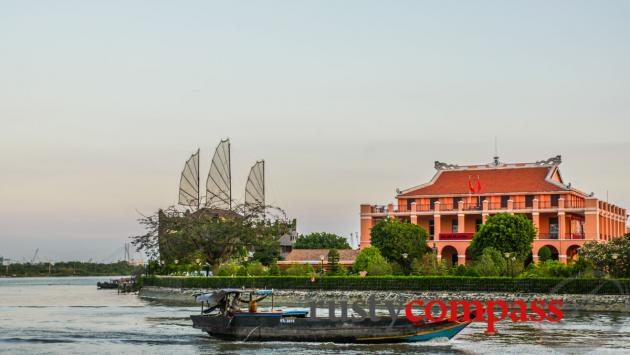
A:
[1,1,629,261]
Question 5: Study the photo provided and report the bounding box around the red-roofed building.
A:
[360,156,628,264]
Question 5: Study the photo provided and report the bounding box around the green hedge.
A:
[142,276,630,295]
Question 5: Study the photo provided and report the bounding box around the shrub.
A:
[366,258,393,276]
[285,264,308,276]
[216,261,240,276]
[354,247,387,273]
[538,246,552,262]
[236,266,248,276]
[452,264,480,277]
[268,263,281,276]
[389,262,405,276]
[474,247,507,276]
[411,253,448,276]
[328,249,340,273]
[246,261,267,276]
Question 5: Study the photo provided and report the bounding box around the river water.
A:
[1,277,629,354]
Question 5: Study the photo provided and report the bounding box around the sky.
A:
[1,0,629,262]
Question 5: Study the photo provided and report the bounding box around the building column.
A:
[507,199,514,215]
[387,203,395,218]
[458,213,465,233]
[433,216,441,241]
[359,205,373,249]
[558,211,566,240]
[532,212,540,238]
[482,199,489,223]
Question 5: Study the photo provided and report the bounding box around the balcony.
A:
[538,233,585,240]
[439,232,474,240]
[463,203,481,211]
[566,200,585,209]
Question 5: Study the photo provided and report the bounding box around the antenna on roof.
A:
[493,136,500,166]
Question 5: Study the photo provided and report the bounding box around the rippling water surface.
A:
[1,277,629,354]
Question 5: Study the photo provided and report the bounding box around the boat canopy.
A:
[195,289,273,304]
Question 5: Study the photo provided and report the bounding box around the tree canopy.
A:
[469,213,536,261]
[580,238,630,278]
[131,205,293,267]
[293,232,351,249]
[369,218,428,270]
[354,246,387,273]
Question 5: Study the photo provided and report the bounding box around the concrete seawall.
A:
[139,286,630,312]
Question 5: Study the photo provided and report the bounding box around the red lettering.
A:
[405,300,424,322]
[448,300,486,322]
[509,300,529,322]
[547,300,563,322]
[425,300,447,322]
[529,300,547,322]
[484,300,508,334]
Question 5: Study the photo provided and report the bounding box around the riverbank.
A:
[139,285,630,312]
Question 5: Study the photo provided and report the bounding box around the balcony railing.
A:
[440,204,457,211]
[463,203,481,211]
[487,202,502,210]
[566,200,585,208]
[538,233,585,240]
[416,204,433,212]
[439,232,474,240]
[512,202,529,210]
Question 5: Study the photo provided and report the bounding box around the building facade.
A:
[360,156,628,264]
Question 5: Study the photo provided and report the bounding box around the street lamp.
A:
[320,255,325,275]
[504,252,515,278]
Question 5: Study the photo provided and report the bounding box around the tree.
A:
[246,261,267,276]
[411,253,448,276]
[131,205,293,269]
[469,213,536,261]
[580,238,630,278]
[473,247,506,276]
[354,247,387,273]
[327,249,340,273]
[367,259,393,276]
[268,263,281,276]
[538,246,552,262]
[294,232,351,249]
[369,218,428,272]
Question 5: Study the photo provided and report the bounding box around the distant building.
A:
[277,249,360,270]
[279,232,297,259]
[360,156,628,264]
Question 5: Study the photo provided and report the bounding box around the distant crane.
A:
[30,248,39,264]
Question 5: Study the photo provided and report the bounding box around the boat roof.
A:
[195,289,273,303]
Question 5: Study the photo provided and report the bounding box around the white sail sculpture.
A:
[205,139,232,209]
[178,149,200,208]
[245,160,265,209]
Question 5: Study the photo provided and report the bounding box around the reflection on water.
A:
[1,277,629,354]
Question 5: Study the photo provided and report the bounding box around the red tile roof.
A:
[399,166,567,196]
[281,249,360,263]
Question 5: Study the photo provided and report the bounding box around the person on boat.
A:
[249,299,257,313]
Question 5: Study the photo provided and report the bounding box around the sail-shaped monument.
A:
[245,160,265,208]
[178,149,200,208]
[205,139,232,210]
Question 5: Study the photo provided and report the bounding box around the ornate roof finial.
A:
[434,161,459,170]
[535,155,562,166]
